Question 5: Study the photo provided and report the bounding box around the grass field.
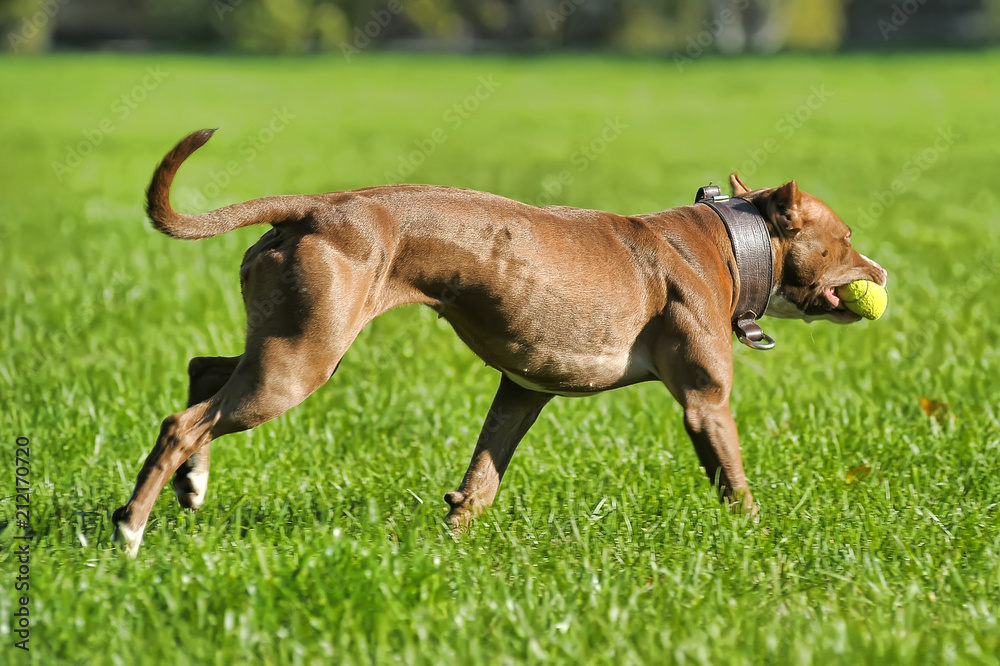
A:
[2,51,1000,664]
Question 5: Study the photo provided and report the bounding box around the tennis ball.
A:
[835,280,887,320]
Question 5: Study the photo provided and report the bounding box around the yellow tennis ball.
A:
[835,280,887,320]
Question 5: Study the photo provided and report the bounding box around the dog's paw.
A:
[444,491,481,533]
[446,507,473,533]
[172,470,209,511]
[728,491,759,522]
[111,507,145,559]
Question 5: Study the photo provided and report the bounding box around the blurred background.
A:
[3,0,999,55]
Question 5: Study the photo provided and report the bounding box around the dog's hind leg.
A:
[172,355,241,510]
[445,376,552,529]
[112,328,356,556]
[113,240,373,557]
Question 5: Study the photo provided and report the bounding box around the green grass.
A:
[2,51,1000,664]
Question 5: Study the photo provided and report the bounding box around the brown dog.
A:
[112,129,887,556]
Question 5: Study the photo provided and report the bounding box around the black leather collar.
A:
[694,184,775,350]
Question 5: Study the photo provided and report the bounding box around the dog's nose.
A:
[873,263,888,287]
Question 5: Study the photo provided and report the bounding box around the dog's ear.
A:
[729,172,751,196]
[767,180,803,236]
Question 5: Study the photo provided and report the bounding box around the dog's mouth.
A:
[822,286,842,309]
[816,284,862,323]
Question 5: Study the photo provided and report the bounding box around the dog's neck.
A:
[740,191,790,304]
[696,191,775,349]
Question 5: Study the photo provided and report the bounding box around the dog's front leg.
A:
[657,318,755,514]
[445,375,552,529]
[681,384,754,514]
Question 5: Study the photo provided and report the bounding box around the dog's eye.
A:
[822,249,830,258]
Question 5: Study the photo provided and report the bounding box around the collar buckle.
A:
[694,183,731,204]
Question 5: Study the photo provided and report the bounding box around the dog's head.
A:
[730,173,888,323]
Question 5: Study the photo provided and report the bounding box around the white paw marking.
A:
[114,521,146,559]
[187,470,209,510]
[173,468,210,510]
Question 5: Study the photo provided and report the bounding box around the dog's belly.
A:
[497,347,658,396]
[443,310,661,396]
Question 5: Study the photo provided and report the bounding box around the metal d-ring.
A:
[739,331,776,350]
[734,316,776,351]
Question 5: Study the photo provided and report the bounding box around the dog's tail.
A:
[146,129,315,240]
